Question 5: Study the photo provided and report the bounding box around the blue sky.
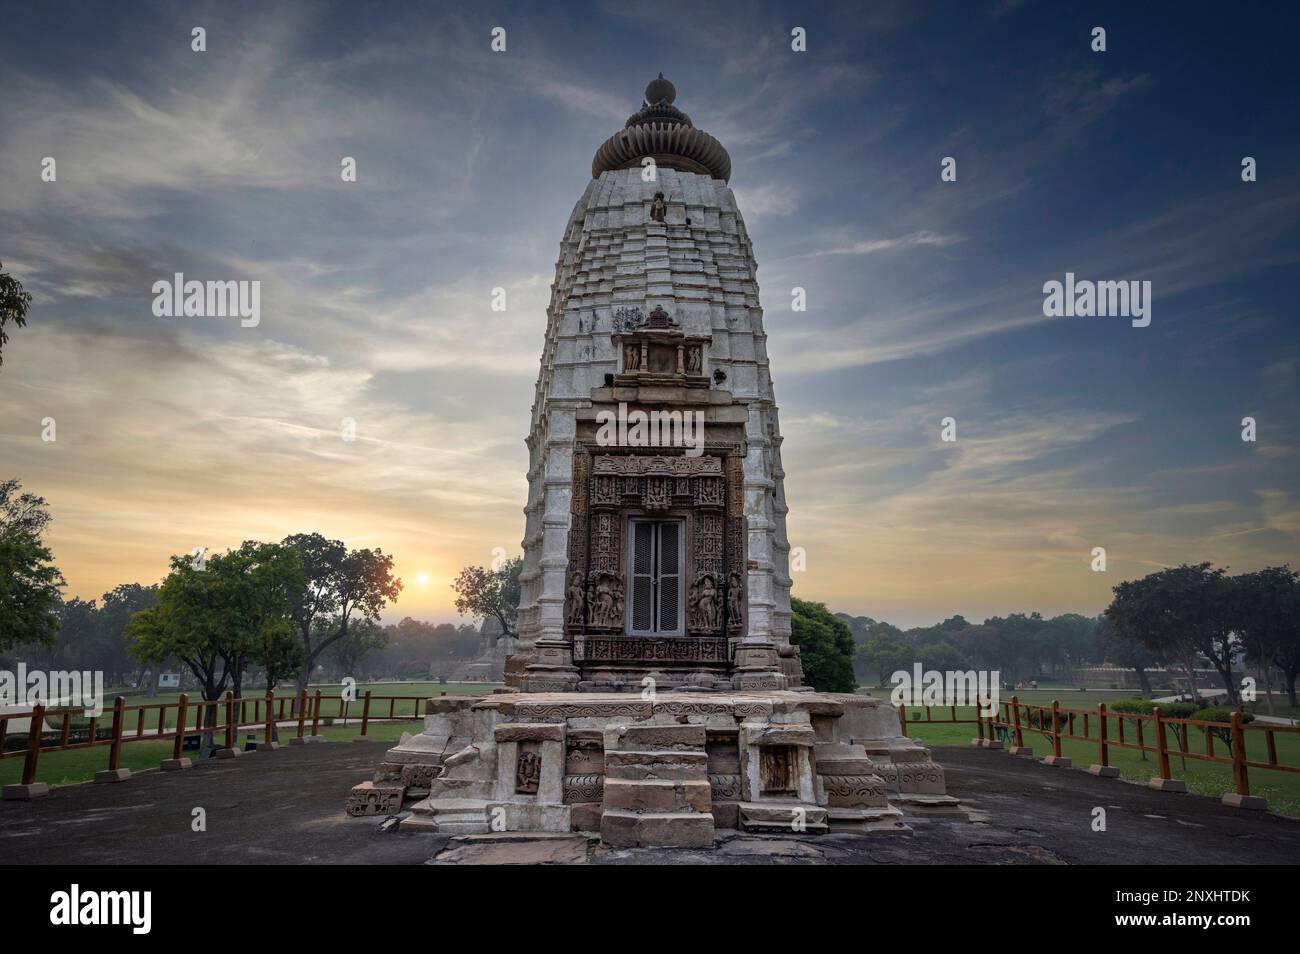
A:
[1,0,1297,627]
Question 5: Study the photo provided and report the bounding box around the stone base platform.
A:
[348,691,963,847]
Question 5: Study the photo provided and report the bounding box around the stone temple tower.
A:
[512,74,801,693]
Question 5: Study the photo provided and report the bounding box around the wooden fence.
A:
[0,689,434,789]
[897,695,1300,806]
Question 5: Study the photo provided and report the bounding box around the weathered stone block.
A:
[160,758,192,771]
[1088,764,1120,777]
[494,722,565,743]
[94,768,131,783]
[604,749,707,780]
[2,782,49,800]
[603,778,712,813]
[600,809,715,848]
[616,723,706,749]
[346,780,405,816]
[1149,778,1187,792]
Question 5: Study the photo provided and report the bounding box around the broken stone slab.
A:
[346,780,405,817]
[432,832,592,865]
[826,806,910,834]
[600,809,715,848]
[604,749,708,780]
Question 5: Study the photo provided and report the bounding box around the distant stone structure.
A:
[350,75,961,846]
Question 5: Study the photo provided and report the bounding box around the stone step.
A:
[826,806,911,834]
[738,801,828,834]
[400,797,491,834]
[603,778,712,814]
[606,723,706,751]
[600,810,716,848]
[604,750,708,780]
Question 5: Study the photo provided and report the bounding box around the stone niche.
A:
[739,720,817,804]
[491,722,570,832]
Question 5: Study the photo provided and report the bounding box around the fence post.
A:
[216,690,241,759]
[1044,700,1070,766]
[309,689,322,740]
[291,689,307,743]
[161,693,193,770]
[355,690,372,740]
[1221,711,1265,809]
[1088,702,1118,776]
[1148,706,1184,792]
[897,702,908,737]
[259,689,276,751]
[17,703,46,793]
[1009,695,1030,755]
[95,696,131,783]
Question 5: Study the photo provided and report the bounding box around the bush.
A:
[1110,699,1154,714]
[1190,708,1254,751]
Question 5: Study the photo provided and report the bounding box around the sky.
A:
[1,0,1297,629]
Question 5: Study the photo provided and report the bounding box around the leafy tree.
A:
[1235,566,1300,711]
[98,583,157,687]
[0,479,65,650]
[325,618,388,679]
[1106,564,1240,703]
[0,261,33,370]
[452,557,522,642]
[128,543,304,715]
[790,597,856,692]
[282,532,402,692]
[1096,614,1158,695]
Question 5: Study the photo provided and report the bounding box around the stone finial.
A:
[645,72,676,105]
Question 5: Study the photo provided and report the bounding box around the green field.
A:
[0,682,501,789]
[892,700,1300,818]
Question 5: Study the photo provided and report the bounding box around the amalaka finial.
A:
[645,72,676,106]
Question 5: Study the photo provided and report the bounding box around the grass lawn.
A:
[897,703,1300,818]
[0,682,499,789]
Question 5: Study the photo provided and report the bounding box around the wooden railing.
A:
[0,689,434,788]
[896,695,1300,803]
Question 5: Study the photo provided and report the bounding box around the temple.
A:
[348,76,961,846]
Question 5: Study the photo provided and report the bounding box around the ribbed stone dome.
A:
[591,74,732,182]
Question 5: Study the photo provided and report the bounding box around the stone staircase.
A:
[599,723,716,848]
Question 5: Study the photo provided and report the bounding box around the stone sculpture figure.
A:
[516,750,541,794]
[690,573,719,631]
[624,342,640,371]
[566,572,585,624]
[650,191,666,222]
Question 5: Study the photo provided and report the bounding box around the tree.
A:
[1235,566,1300,711]
[128,542,304,720]
[1096,614,1158,695]
[452,557,522,643]
[98,583,157,687]
[1106,563,1241,704]
[790,597,856,692]
[0,261,33,370]
[282,532,402,693]
[325,618,388,679]
[0,479,65,650]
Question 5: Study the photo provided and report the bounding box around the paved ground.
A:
[2,740,1297,864]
